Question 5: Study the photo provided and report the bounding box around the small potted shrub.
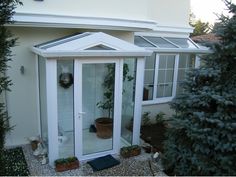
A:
[54,156,79,172]
[120,145,141,158]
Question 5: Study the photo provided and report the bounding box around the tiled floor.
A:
[59,129,130,158]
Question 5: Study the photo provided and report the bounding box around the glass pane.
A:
[38,56,48,150]
[166,70,174,83]
[82,63,115,155]
[166,38,197,48]
[86,44,115,50]
[144,70,155,84]
[179,54,187,68]
[144,36,177,48]
[167,56,175,69]
[134,36,155,47]
[158,70,165,83]
[159,56,167,69]
[143,85,154,100]
[156,85,164,98]
[177,69,186,81]
[165,83,173,97]
[145,53,156,69]
[121,59,136,146]
[57,60,74,158]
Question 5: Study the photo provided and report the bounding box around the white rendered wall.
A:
[5,27,133,146]
[15,0,190,28]
[142,103,175,124]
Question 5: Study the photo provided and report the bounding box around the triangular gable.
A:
[32,32,152,57]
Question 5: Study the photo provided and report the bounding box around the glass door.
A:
[74,59,121,160]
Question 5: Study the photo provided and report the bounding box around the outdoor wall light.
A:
[20,66,25,74]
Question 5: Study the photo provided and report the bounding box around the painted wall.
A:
[16,0,190,28]
[6,26,133,146]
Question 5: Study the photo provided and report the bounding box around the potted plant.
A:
[96,63,133,139]
[54,156,79,172]
[120,145,141,158]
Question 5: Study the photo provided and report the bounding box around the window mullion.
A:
[153,54,159,100]
[172,54,179,98]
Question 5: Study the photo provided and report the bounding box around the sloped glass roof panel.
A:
[37,32,92,49]
[144,36,178,48]
[134,36,155,47]
[85,44,115,50]
[165,37,197,49]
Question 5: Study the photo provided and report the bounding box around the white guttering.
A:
[9,12,157,31]
[31,47,153,58]
[144,47,211,54]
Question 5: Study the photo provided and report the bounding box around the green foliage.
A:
[97,63,133,117]
[142,111,151,126]
[155,112,165,124]
[0,0,22,172]
[54,156,78,166]
[163,1,236,175]
[0,147,29,176]
[190,20,211,37]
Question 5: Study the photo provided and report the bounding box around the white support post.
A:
[114,59,123,153]
[133,57,145,145]
[46,59,59,165]
[35,55,41,137]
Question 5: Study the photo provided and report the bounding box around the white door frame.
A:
[74,58,123,161]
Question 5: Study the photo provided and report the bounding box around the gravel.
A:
[22,144,167,176]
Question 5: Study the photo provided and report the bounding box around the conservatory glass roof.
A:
[134,35,209,53]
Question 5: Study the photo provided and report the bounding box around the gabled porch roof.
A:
[32,32,152,58]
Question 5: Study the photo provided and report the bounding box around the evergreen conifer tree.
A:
[162,1,236,175]
[0,0,21,173]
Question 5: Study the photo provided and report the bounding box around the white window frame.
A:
[143,53,198,105]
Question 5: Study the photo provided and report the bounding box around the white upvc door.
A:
[74,59,122,161]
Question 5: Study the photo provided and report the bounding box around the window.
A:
[143,53,197,104]
[156,55,175,98]
[176,54,196,95]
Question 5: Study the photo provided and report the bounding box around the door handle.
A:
[78,112,86,119]
[78,112,86,115]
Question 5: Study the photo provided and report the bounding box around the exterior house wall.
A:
[16,0,190,28]
[142,103,175,124]
[5,0,192,147]
[6,26,133,146]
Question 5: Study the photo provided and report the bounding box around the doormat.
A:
[87,155,120,171]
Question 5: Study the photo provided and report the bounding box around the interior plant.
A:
[0,0,22,175]
[54,156,79,172]
[96,63,134,118]
[162,1,236,175]
[120,145,141,158]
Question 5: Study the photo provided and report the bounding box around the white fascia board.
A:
[10,12,157,31]
[31,47,153,58]
[136,25,194,37]
[144,47,211,54]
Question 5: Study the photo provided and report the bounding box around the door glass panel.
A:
[57,60,74,158]
[121,58,136,146]
[82,63,115,155]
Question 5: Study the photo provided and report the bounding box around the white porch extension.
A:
[32,32,152,165]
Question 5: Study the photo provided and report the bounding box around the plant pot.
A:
[55,160,79,172]
[120,145,141,158]
[95,117,113,139]
[31,140,39,151]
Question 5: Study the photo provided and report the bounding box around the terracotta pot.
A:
[95,117,113,139]
[55,160,79,172]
